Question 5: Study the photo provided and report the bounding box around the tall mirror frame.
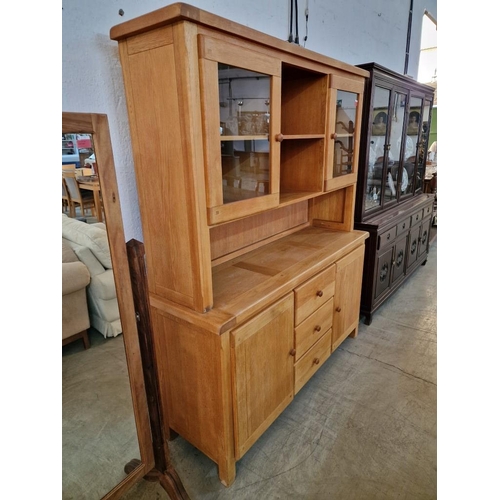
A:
[62,112,155,499]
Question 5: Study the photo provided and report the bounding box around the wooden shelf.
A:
[220,135,268,141]
[282,134,325,140]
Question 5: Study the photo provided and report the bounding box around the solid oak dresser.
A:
[111,3,369,486]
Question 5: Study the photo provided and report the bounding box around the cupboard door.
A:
[375,245,393,300]
[199,36,281,225]
[418,217,432,258]
[407,224,421,269]
[325,75,364,191]
[391,235,407,283]
[333,245,364,350]
[231,293,294,460]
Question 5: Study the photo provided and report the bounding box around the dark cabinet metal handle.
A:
[411,240,417,254]
[379,262,389,282]
[396,250,404,267]
[387,233,391,240]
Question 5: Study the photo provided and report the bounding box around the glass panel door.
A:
[365,86,390,213]
[416,99,433,192]
[387,92,407,200]
[332,90,358,177]
[404,95,423,195]
[218,64,271,204]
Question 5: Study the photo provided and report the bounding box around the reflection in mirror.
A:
[62,133,140,499]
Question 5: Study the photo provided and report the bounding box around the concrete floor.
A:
[121,239,437,500]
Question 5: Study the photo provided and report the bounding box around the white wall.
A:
[62,0,437,241]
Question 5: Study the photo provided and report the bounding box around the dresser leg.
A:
[218,457,236,487]
[363,313,373,326]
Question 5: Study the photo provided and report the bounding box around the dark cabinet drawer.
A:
[423,204,433,219]
[411,210,423,226]
[379,226,396,250]
[397,217,411,236]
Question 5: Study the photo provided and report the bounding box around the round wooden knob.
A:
[316,290,323,297]
[289,348,296,356]
[313,358,320,365]
[275,133,284,142]
[331,132,337,140]
[336,307,341,312]
[314,325,321,332]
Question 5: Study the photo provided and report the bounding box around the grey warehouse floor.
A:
[122,239,437,500]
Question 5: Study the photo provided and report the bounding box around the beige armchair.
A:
[62,239,91,348]
[62,214,122,338]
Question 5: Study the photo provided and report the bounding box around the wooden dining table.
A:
[77,175,103,222]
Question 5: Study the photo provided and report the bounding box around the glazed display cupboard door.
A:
[199,36,282,225]
[231,294,294,460]
[324,75,364,192]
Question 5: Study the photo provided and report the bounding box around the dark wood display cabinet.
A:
[354,63,435,325]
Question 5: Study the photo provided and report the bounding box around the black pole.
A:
[294,0,299,44]
[404,0,413,75]
[288,0,293,42]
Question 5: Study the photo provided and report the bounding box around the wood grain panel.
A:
[294,329,331,394]
[231,294,294,459]
[210,202,309,261]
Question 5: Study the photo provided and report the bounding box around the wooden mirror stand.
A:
[62,112,188,499]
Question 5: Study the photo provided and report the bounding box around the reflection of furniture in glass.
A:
[354,63,435,325]
[62,238,91,349]
[62,112,188,500]
[111,3,368,487]
[63,172,98,219]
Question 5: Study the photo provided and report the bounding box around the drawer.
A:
[294,265,336,325]
[379,225,396,249]
[423,203,433,219]
[411,209,423,226]
[294,329,332,394]
[295,297,333,359]
[397,217,410,236]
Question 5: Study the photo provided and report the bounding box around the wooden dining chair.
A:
[62,177,74,217]
[75,167,94,177]
[63,172,97,219]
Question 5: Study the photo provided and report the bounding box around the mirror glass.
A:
[62,134,140,499]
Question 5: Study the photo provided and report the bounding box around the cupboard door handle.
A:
[331,132,337,139]
[336,307,341,312]
[387,233,391,240]
[313,358,320,365]
[316,290,323,297]
[314,325,321,332]
[402,223,406,229]
[289,348,296,356]
[275,133,284,142]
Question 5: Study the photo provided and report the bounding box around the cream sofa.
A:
[62,214,122,338]
[62,239,91,347]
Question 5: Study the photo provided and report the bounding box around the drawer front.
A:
[411,209,423,226]
[294,329,332,394]
[294,265,336,325]
[423,203,433,219]
[295,298,333,359]
[397,217,410,236]
[379,225,396,250]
